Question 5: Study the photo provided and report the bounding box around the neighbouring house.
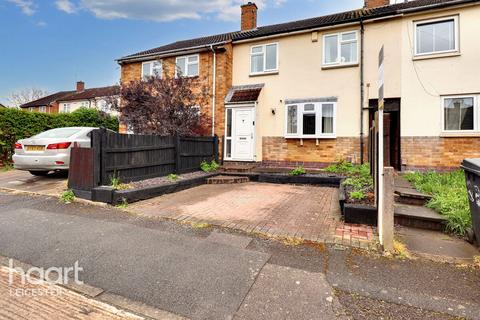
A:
[20,81,120,115]
[57,82,120,115]
[118,0,480,171]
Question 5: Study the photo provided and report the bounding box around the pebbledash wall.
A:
[119,44,233,157]
[232,3,480,170]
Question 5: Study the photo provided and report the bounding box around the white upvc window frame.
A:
[175,54,199,78]
[249,42,279,75]
[39,106,46,113]
[414,15,459,57]
[141,60,163,80]
[322,30,359,67]
[441,94,478,134]
[285,102,337,139]
[62,103,71,113]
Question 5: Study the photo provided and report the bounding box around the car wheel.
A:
[29,171,50,176]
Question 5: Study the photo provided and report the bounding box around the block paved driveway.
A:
[130,182,375,246]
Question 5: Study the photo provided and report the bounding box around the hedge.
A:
[0,108,118,164]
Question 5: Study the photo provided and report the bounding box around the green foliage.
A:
[404,170,471,236]
[168,173,178,181]
[349,190,366,201]
[200,160,219,173]
[116,198,128,209]
[325,160,373,201]
[324,159,370,177]
[110,173,121,189]
[0,108,118,164]
[60,190,75,203]
[1,163,13,172]
[289,166,306,176]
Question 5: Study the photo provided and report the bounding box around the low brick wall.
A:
[262,136,361,168]
[402,136,480,171]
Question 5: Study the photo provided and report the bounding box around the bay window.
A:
[323,31,358,66]
[442,96,476,132]
[285,102,336,138]
[250,43,278,74]
[415,16,458,56]
[176,55,199,77]
[142,60,162,80]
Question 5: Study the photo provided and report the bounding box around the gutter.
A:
[117,41,229,64]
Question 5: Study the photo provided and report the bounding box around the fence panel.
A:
[68,145,95,190]
[83,130,218,186]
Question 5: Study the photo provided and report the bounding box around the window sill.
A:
[440,132,480,138]
[413,51,460,61]
[249,71,279,77]
[321,63,358,70]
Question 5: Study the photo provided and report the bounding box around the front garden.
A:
[404,170,471,236]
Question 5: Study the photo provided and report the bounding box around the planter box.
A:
[258,173,342,187]
[339,182,377,226]
[111,172,218,205]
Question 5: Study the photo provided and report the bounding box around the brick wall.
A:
[402,136,480,170]
[119,47,232,140]
[364,0,389,9]
[262,136,361,168]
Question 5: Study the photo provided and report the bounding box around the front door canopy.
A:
[225,84,264,104]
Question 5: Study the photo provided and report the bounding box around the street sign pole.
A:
[378,46,385,245]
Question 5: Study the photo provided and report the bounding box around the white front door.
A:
[225,107,255,161]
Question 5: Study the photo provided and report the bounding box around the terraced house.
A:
[118,0,480,171]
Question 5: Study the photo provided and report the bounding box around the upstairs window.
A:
[285,102,336,138]
[415,16,458,56]
[142,60,162,80]
[176,55,199,77]
[250,43,278,74]
[442,96,476,132]
[323,31,358,66]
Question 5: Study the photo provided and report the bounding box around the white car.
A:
[13,127,97,176]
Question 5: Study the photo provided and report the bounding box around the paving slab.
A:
[0,170,67,196]
[396,226,479,262]
[206,230,253,249]
[234,264,351,320]
[0,208,271,320]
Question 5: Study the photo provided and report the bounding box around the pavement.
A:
[0,266,143,320]
[0,190,479,319]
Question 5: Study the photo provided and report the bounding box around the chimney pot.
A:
[241,2,257,31]
[76,81,85,92]
[364,0,390,9]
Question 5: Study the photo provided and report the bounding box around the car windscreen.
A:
[32,128,82,139]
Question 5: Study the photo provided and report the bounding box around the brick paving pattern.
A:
[130,182,377,249]
[0,266,142,320]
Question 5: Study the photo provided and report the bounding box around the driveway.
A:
[0,169,67,196]
[129,182,376,248]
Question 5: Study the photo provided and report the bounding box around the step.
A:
[207,175,249,184]
[221,164,257,173]
[394,187,432,206]
[394,204,447,231]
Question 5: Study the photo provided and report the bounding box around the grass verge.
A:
[404,170,471,236]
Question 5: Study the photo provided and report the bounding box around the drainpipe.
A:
[210,45,217,137]
[360,20,365,164]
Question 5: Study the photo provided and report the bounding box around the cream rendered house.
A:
[226,0,480,170]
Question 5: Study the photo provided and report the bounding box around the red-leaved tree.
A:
[113,75,210,136]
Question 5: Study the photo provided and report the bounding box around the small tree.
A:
[8,88,49,108]
[114,75,210,136]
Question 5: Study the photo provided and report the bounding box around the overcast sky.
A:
[0,0,368,105]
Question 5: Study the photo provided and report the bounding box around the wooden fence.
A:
[69,129,218,189]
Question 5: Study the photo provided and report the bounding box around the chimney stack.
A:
[241,2,257,31]
[76,81,85,92]
[364,0,390,9]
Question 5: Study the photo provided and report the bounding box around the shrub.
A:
[168,173,178,181]
[60,190,75,203]
[200,160,219,173]
[289,166,306,176]
[404,170,471,236]
[0,108,118,164]
[325,160,373,202]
